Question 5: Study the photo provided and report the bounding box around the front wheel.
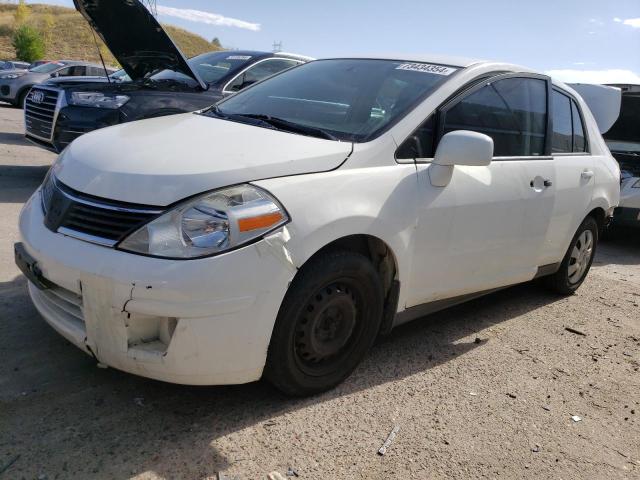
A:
[264,251,384,396]
[545,216,598,295]
[16,90,28,109]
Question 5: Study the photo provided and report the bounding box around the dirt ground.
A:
[0,105,638,480]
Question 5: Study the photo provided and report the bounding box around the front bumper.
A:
[18,190,296,385]
[26,104,121,153]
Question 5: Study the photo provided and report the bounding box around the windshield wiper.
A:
[233,114,338,141]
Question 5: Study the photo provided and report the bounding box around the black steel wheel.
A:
[265,251,384,396]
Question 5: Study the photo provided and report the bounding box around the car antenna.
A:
[90,26,111,84]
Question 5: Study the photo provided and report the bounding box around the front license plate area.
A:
[14,242,52,290]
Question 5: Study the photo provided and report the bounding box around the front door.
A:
[404,74,556,307]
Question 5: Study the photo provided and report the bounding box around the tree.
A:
[211,37,222,49]
[42,13,55,47]
[12,25,45,62]
[14,0,30,26]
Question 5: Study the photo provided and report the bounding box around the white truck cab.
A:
[16,55,620,395]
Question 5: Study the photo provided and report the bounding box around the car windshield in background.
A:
[189,52,260,84]
[208,59,458,142]
[29,62,65,73]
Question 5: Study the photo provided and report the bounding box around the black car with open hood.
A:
[24,0,312,152]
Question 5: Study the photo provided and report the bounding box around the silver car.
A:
[0,60,113,108]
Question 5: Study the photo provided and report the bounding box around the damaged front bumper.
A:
[18,190,296,385]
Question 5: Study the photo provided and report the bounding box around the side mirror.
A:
[50,72,59,78]
[429,130,494,187]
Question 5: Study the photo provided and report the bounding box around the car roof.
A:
[320,53,484,68]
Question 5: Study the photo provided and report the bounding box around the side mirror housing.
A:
[50,72,59,78]
[430,130,494,187]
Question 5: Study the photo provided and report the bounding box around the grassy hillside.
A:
[0,3,222,65]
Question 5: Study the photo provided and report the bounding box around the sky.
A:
[29,0,640,83]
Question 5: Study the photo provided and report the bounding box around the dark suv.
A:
[25,0,311,152]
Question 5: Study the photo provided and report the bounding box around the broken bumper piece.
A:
[18,190,295,385]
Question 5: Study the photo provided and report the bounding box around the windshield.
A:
[187,52,259,84]
[29,62,65,73]
[110,69,131,82]
[144,52,259,86]
[210,59,458,142]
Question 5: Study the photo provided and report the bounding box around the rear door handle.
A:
[581,170,594,180]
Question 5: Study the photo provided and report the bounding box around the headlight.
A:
[119,184,289,259]
[0,73,24,79]
[69,91,130,109]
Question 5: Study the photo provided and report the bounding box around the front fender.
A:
[254,165,420,308]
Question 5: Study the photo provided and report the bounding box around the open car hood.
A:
[73,0,206,89]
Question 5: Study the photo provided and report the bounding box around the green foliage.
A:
[13,0,30,25]
[12,24,45,62]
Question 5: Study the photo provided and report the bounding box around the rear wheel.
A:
[545,216,598,295]
[265,251,384,396]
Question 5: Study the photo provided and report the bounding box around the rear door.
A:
[403,74,556,306]
[537,90,595,265]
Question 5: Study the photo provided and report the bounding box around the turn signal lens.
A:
[238,212,284,232]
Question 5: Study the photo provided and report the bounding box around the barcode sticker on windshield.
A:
[227,55,252,60]
[396,63,457,75]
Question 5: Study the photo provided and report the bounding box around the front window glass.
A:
[442,77,547,157]
[29,62,65,74]
[210,59,458,142]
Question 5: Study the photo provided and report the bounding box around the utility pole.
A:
[272,41,283,53]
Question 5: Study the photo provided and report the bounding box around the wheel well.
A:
[305,234,399,335]
[587,207,606,231]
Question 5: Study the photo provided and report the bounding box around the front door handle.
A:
[581,170,594,180]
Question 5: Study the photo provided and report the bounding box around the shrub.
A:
[12,24,45,62]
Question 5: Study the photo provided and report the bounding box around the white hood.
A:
[54,113,352,206]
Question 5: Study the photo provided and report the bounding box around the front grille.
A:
[41,174,163,247]
[25,87,60,141]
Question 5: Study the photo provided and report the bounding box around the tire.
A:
[264,251,384,396]
[545,216,599,295]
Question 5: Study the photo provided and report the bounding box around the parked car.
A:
[603,84,640,228]
[29,60,53,69]
[44,68,131,86]
[15,55,620,396]
[0,60,31,71]
[25,0,312,153]
[0,60,113,108]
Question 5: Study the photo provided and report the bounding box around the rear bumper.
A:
[612,206,640,228]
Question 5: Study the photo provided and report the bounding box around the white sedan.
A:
[16,55,620,395]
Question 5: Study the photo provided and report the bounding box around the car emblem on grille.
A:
[30,91,45,104]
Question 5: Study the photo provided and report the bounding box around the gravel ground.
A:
[0,106,638,480]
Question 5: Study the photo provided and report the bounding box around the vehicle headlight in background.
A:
[69,91,130,109]
[119,184,289,258]
[0,73,24,79]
